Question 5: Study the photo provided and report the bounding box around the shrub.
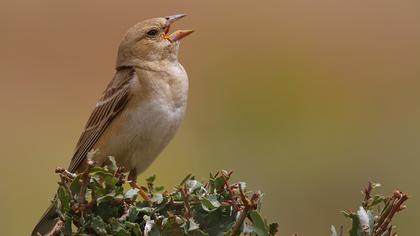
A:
[49,157,408,236]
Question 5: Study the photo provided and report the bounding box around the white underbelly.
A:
[97,98,186,173]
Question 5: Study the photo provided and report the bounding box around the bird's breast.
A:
[95,62,188,174]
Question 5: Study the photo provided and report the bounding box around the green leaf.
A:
[124,221,142,236]
[90,216,108,236]
[186,179,204,193]
[127,205,154,223]
[69,174,82,196]
[180,173,193,185]
[154,186,165,192]
[269,223,279,235]
[209,176,225,193]
[109,218,131,236]
[96,202,121,220]
[96,192,123,204]
[194,207,237,236]
[146,175,156,184]
[90,167,118,186]
[125,188,139,200]
[127,206,141,222]
[151,193,164,204]
[62,213,73,236]
[343,211,362,236]
[160,215,184,236]
[370,195,386,208]
[249,210,269,236]
[190,229,209,236]
[107,156,118,173]
[331,225,338,236]
[188,218,200,232]
[201,195,221,212]
[56,185,71,213]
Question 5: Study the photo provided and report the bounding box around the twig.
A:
[118,201,131,222]
[179,185,192,219]
[55,167,76,180]
[337,226,344,236]
[58,174,72,202]
[362,181,373,208]
[231,206,250,236]
[129,181,151,202]
[222,173,240,211]
[231,183,255,236]
[373,190,408,236]
[78,160,95,204]
[115,166,126,186]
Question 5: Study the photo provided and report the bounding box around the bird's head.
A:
[116,14,193,68]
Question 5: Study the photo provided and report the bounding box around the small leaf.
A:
[191,229,209,236]
[128,206,141,222]
[151,193,164,204]
[370,195,386,208]
[269,223,279,235]
[69,174,82,196]
[343,211,361,236]
[109,218,130,236]
[331,225,338,236]
[238,182,247,192]
[155,186,165,192]
[146,175,156,184]
[249,210,269,236]
[186,179,204,193]
[124,222,142,236]
[56,185,71,213]
[180,174,193,185]
[188,218,200,231]
[201,195,221,212]
[107,156,117,173]
[357,207,375,235]
[96,202,121,220]
[90,216,108,236]
[209,176,225,193]
[124,188,139,200]
[96,193,116,204]
[90,168,118,186]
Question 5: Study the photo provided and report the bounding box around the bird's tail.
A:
[32,204,59,236]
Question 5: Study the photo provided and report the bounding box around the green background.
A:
[1,1,419,235]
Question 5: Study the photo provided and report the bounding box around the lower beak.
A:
[166,30,194,42]
[163,14,194,42]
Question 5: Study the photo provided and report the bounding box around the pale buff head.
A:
[116,14,193,68]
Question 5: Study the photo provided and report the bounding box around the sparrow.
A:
[32,14,193,236]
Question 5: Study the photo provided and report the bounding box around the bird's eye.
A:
[146,29,159,37]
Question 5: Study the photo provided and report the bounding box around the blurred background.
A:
[1,0,419,235]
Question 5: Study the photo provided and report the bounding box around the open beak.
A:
[164,14,194,42]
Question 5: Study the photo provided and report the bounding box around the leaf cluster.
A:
[53,157,278,236]
[331,182,408,236]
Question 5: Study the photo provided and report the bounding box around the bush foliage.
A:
[50,157,408,236]
[331,182,408,236]
[52,157,278,236]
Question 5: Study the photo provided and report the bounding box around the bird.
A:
[32,14,193,236]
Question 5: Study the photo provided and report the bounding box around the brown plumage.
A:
[68,67,133,173]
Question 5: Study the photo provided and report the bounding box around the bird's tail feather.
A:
[32,204,59,236]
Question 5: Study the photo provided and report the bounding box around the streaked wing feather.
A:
[68,67,135,172]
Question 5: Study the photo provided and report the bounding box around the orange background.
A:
[1,1,419,235]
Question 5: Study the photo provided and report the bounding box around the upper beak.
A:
[164,14,194,42]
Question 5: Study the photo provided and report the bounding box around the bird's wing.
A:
[67,67,135,173]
